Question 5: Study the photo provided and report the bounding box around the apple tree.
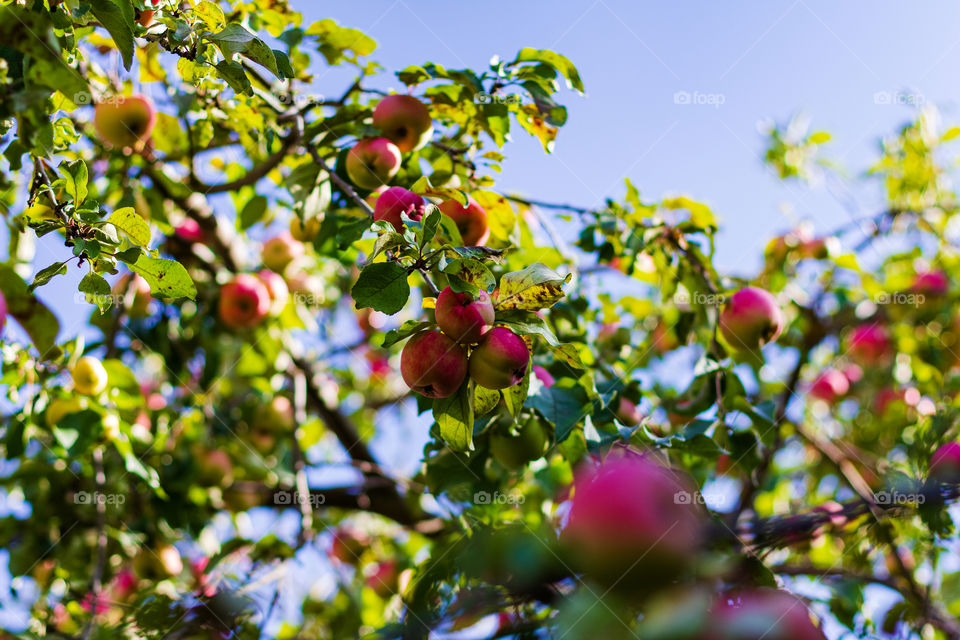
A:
[1,1,960,639]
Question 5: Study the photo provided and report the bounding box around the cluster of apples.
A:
[400,287,528,398]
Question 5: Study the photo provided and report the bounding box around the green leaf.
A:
[382,321,433,348]
[59,159,88,205]
[239,195,268,230]
[442,258,495,295]
[126,254,196,300]
[79,272,113,312]
[551,343,585,369]
[474,385,500,416]
[497,263,570,310]
[502,365,531,420]
[53,410,102,455]
[509,48,584,93]
[528,384,590,443]
[89,0,134,71]
[0,265,60,357]
[434,382,474,451]
[305,18,377,65]
[207,24,279,75]
[107,207,151,246]
[495,309,559,346]
[28,261,68,291]
[351,262,410,315]
[418,206,442,249]
[214,60,253,95]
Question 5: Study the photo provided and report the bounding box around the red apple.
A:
[438,197,490,246]
[912,270,949,298]
[372,186,425,232]
[400,330,468,398]
[808,369,849,404]
[846,324,892,366]
[345,137,402,191]
[174,218,205,243]
[135,0,160,26]
[261,231,304,273]
[615,397,643,426]
[468,327,529,390]
[435,286,495,345]
[257,269,289,315]
[704,588,826,640]
[329,528,370,565]
[930,442,960,483]
[373,94,433,152]
[218,274,271,329]
[533,365,555,388]
[94,94,156,150]
[719,287,783,351]
[561,456,704,585]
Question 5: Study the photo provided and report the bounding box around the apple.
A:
[329,528,370,565]
[435,286,495,345]
[135,0,160,26]
[72,356,108,395]
[218,275,271,329]
[372,94,433,152]
[469,327,529,390]
[438,197,490,246]
[289,215,322,242]
[190,557,217,598]
[719,287,783,351]
[109,569,139,604]
[561,456,704,586]
[174,218,205,243]
[911,270,949,298]
[45,396,87,427]
[929,442,960,483]
[345,137,402,191]
[705,588,826,640]
[252,396,295,433]
[112,273,153,318]
[261,231,304,273]
[808,369,849,404]
[400,330,468,398]
[365,560,399,598]
[615,397,643,426]
[533,365,555,388]
[197,449,234,486]
[372,186,426,232]
[489,419,549,469]
[257,270,289,315]
[94,94,156,150]
[846,324,891,366]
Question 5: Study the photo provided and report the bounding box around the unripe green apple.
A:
[435,286,495,345]
[345,137,402,191]
[261,231,304,273]
[703,588,826,640]
[289,215,322,242]
[372,186,425,232]
[256,270,289,316]
[719,287,783,351]
[93,94,157,150]
[218,274,271,329]
[469,327,529,390]
[400,330,468,398]
[438,197,490,246]
[373,94,433,152]
[561,456,704,588]
[929,442,960,483]
[72,356,108,395]
[489,419,549,469]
